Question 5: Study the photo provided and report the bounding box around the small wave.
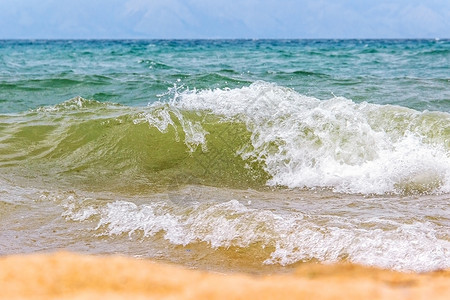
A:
[291,70,327,77]
[269,70,329,78]
[418,49,450,56]
[34,96,121,112]
[218,69,240,74]
[62,196,450,272]
[0,76,107,95]
[138,59,173,70]
[32,78,81,88]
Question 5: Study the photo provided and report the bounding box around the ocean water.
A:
[0,39,449,273]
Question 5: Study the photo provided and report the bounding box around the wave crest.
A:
[2,82,449,195]
[156,82,450,194]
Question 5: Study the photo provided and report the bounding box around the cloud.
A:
[0,0,448,38]
[122,0,450,38]
[123,0,203,38]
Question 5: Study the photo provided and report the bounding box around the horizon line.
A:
[0,37,448,41]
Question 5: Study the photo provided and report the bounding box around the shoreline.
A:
[0,252,448,299]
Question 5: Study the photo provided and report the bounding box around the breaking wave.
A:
[1,82,449,194]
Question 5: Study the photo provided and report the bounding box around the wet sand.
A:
[0,252,448,300]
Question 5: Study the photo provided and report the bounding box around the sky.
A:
[0,0,449,39]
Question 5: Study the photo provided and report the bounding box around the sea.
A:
[0,39,449,273]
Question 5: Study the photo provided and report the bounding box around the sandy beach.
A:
[0,252,448,300]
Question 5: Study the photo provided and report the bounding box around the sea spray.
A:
[144,82,450,194]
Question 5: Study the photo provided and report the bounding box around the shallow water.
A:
[1,180,448,273]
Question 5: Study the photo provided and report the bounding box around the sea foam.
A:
[144,82,450,195]
[63,195,450,272]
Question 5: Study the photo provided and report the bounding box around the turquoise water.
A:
[1,39,449,113]
[0,40,449,273]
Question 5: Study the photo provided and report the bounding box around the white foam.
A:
[135,104,208,152]
[152,81,450,194]
[64,198,450,272]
